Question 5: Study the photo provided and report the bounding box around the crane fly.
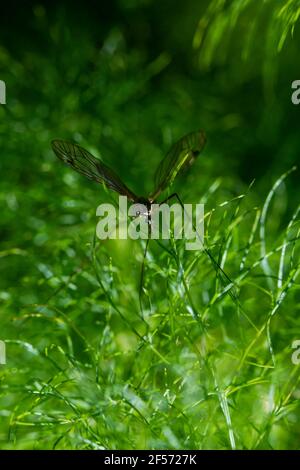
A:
[51,131,236,315]
[51,130,206,217]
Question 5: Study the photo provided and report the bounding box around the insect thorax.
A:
[132,197,151,219]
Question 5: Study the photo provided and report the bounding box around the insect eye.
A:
[136,210,140,216]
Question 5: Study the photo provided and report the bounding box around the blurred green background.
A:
[0,0,300,450]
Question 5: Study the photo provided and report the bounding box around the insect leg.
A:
[139,237,150,318]
[159,192,239,303]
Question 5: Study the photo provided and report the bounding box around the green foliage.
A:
[0,1,299,450]
[194,0,300,66]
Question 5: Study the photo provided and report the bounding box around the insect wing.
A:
[149,130,206,201]
[52,140,137,201]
